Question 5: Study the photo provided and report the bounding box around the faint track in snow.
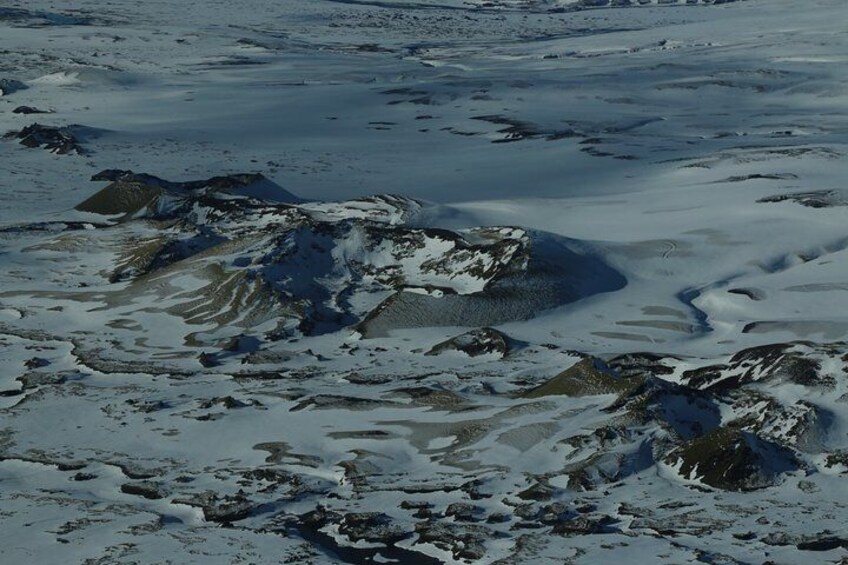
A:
[661,240,676,260]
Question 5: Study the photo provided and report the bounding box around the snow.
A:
[2,0,848,563]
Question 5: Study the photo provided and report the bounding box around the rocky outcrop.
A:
[0,78,27,96]
[75,170,301,217]
[426,327,512,357]
[522,357,641,399]
[12,106,51,115]
[665,428,799,491]
[4,123,84,154]
[759,190,848,208]
[47,172,625,338]
[681,342,830,391]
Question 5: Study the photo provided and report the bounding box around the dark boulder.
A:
[13,106,51,115]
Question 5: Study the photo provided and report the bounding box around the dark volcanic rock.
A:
[414,521,492,561]
[198,352,220,368]
[681,342,829,391]
[24,357,50,369]
[727,287,765,301]
[552,514,616,536]
[728,343,826,387]
[0,78,28,96]
[173,491,257,523]
[63,174,625,339]
[120,481,167,500]
[300,506,342,530]
[426,327,512,358]
[718,173,798,183]
[607,352,678,378]
[338,512,409,545]
[400,500,433,519]
[17,372,66,390]
[445,502,483,522]
[517,481,555,501]
[202,493,257,523]
[471,114,579,143]
[758,190,848,208]
[91,169,136,182]
[356,231,626,338]
[797,536,848,551]
[13,105,51,115]
[4,123,83,154]
[198,396,253,410]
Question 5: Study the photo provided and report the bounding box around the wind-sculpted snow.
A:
[3,184,848,562]
[323,0,747,10]
[2,0,848,562]
[5,310,848,563]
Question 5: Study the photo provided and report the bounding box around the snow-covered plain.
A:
[2,0,848,562]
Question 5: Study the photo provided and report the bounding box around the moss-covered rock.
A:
[76,176,164,215]
[521,358,642,399]
[665,427,798,491]
[681,342,830,391]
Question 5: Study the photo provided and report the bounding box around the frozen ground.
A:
[1,0,848,563]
